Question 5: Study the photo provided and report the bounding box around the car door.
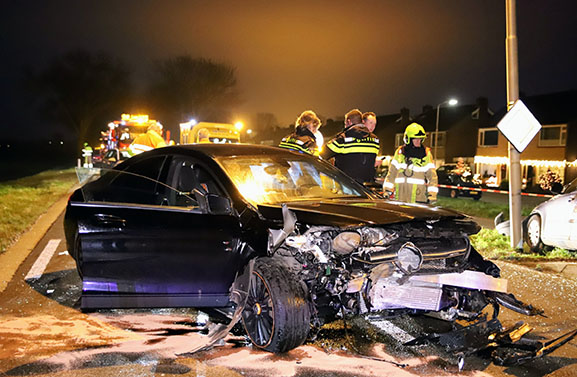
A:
[540,195,571,247]
[146,155,244,297]
[77,154,243,306]
[541,190,577,249]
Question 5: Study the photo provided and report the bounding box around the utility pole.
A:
[506,0,523,249]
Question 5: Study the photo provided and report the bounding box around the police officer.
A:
[383,122,438,203]
[279,110,321,155]
[321,109,380,184]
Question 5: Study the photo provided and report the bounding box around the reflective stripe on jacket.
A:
[279,133,318,155]
[321,125,380,183]
[129,130,166,155]
[383,146,438,203]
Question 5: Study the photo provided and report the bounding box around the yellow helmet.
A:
[403,122,427,144]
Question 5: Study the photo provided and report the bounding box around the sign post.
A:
[496,100,542,247]
[505,0,522,249]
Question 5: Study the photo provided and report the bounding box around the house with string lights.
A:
[374,97,494,167]
[474,90,577,190]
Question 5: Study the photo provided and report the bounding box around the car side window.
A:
[166,159,200,208]
[161,156,225,209]
[106,156,167,205]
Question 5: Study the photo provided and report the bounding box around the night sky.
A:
[1,0,576,139]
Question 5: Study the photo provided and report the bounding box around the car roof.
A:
[158,143,298,158]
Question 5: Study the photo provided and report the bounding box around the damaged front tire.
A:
[241,257,311,353]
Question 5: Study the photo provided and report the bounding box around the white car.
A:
[525,178,577,252]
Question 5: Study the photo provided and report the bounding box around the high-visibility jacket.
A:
[321,125,380,183]
[129,130,166,155]
[82,145,93,168]
[279,127,319,156]
[383,146,438,203]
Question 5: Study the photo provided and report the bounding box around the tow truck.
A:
[179,121,242,144]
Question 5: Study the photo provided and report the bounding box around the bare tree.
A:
[26,50,130,148]
[255,112,279,131]
[147,56,241,122]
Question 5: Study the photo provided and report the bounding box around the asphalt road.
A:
[0,211,576,376]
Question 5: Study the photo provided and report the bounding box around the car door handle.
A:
[93,214,126,227]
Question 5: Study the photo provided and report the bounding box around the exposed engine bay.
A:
[266,206,577,367]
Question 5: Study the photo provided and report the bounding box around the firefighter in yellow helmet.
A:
[383,123,438,203]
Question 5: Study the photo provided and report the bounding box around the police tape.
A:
[436,184,555,198]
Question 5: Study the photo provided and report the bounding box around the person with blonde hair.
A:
[279,110,322,155]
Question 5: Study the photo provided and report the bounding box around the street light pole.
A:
[434,98,458,166]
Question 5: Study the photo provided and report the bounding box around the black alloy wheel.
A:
[243,271,274,347]
[241,258,311,353]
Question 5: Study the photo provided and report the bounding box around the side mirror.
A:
[207,194,234,215]
[550,182,563,195]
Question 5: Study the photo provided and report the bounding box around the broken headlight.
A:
[395,242,423,274]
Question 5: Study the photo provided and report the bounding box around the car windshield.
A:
[216,155,367,205]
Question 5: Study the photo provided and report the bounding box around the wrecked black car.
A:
[64,144,575,366]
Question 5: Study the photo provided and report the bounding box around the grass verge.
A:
[0,169,77,254]
[470,228,577,261]
[436,197,533,219]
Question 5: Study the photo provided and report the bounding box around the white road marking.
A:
[25,239,61,280]
[369,319,415,344]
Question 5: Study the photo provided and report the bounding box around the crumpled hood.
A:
[257,198,465,227]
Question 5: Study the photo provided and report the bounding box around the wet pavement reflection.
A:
[0,250,576,376]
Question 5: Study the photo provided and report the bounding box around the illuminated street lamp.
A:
[434,98,458,165]
[234,121,244,131]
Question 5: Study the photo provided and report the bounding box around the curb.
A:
[513,261,577,281]
[0,193,70,293]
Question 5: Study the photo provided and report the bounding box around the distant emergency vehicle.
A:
[114,114,166,147]
[94,113,166,162]
[179,121,242,144]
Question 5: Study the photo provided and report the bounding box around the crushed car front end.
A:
[260,200,574,366]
